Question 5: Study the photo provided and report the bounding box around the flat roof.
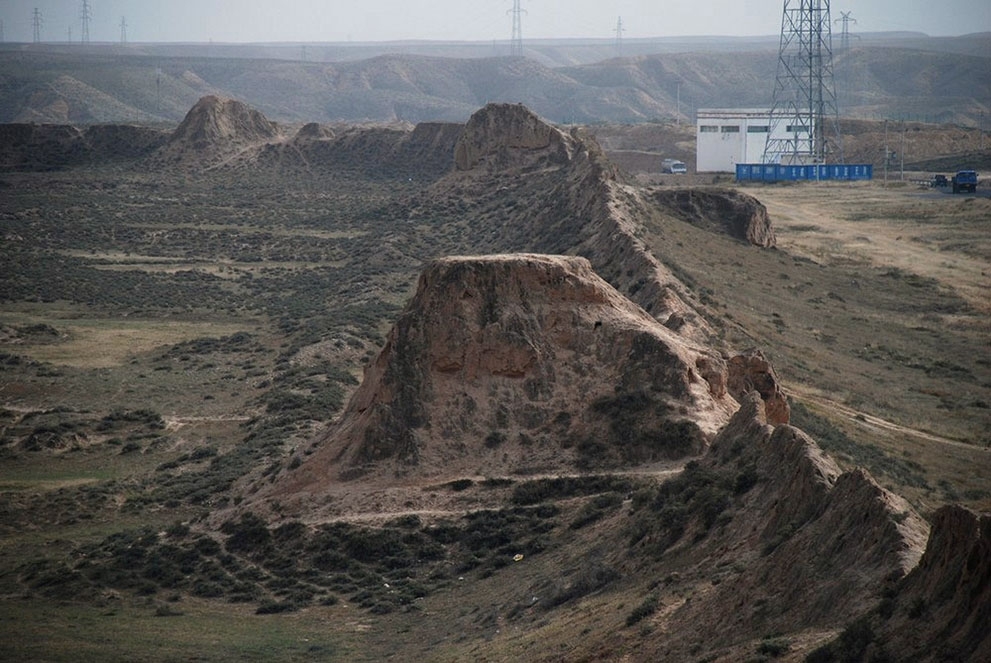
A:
[697,108,772,119]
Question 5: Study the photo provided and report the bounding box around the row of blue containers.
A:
[736,163,873,182]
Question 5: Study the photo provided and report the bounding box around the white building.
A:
[696,108,811,172]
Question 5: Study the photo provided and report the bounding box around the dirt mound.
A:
[647,188,777,248]
[454,103,575,172]
[294,122,334,140]
[261,254,738,503]
[153,95,282,168]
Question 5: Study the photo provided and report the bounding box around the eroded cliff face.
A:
[626,393,931,661]
[266,254,739,500]
[815,504,991,663]
[453,103,574,171]
[647,188,777,248]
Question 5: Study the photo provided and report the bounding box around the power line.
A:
[32,8,43,44]
[835,11,856,51]
[614,16,625,57]
[509,0,526,57]
[80,1,91,44]
[764,0,843,165]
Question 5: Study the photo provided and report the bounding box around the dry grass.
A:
[9,318,251,368]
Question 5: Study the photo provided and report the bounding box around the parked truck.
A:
[661,158,687,174]
[951,170,978,194]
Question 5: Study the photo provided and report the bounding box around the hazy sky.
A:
[2,1,989,44]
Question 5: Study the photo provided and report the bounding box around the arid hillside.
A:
[1,34,988,126]
[0,99,988,662]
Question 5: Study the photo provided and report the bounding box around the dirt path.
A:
[789,384,985,452]
[323,466,686,525]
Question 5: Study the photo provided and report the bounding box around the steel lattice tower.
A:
[80,1,91,44]
[614,16,625,56]
[120,16,127,45]
[32,8,43,43]
[763,0,843,165]
[835,11,855,51]
[509,0,525,57]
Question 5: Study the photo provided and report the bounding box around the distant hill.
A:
[0,33,987,126]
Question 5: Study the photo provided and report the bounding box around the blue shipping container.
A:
[735,164,873,182]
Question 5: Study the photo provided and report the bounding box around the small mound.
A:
[154,95,281,167]
[294,122,334,141]
[261,254,738,506]
[454,103,575,172]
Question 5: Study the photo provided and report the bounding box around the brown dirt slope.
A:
[809,504,990,662]
[619,392,930,661]
[259,253,738,510]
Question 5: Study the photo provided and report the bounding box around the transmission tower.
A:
[32,8,43,43]
[1,20,5,44]
[80,1,91,44]
[835,11,855,51]
[120,16,127,45]
[509,0,525,57]
[763,0,843,165]
[614,16,625,56]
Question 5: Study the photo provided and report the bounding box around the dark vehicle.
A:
[931,174,948,188]
[951,170,978,194]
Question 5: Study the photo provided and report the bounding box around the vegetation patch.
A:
[18,504,561,615]
[626,460,746,555]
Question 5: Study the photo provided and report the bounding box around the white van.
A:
[662,158,687,174]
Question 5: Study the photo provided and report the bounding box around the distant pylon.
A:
[80,1,91,44]
[509,0,526,57]
[1,20,5,43]
[32,8,43,43]
[614,16,625,56]
[120,16,127,45]
[763,0,843,165]
[835,11,856,51]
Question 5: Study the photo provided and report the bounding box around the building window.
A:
[786,125,809,134]
[699,126,718,133]
[747,125,770,133]
[721,125,740,133]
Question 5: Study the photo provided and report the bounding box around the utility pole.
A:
[509,0,525,57]
[120,16,127,45]
[900,123,906,180]
[68,26,73,42]
[883,119,888,186]
[1,20,5,44]
[614,16,625,57]
[835,11,855,51]
[764,0,843,165]
[80,1,91,44]
[32,8,43,44]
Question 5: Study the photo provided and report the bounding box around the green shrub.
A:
[626,593,659,626]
